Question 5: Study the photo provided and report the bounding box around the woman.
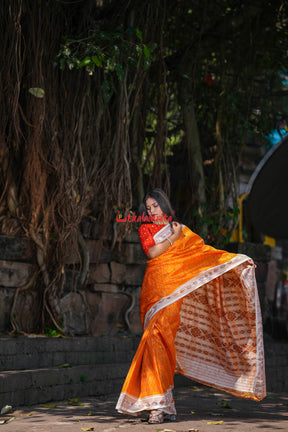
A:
[116,188,266,424]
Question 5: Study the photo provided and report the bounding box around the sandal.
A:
[164,413,177,422]
[148,409,164,424]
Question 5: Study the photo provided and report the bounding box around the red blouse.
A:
[138,223,167,255]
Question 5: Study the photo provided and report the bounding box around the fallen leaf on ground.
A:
[205,420,223,425]
[0,417,15,425]
[5,417,15,423]
[0,405,12,415]
[188,429,199,432]
[155,429,176,432]
[40,404,56,408]
[216,401,231,409]
[68,398,84,406]
[87,411,92,415]
[190,410,196,414]
[57,363,71,368]
[81,428,94,431]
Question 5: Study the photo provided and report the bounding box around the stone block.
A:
[0,260,33,287]
[124,265,145,285]
[112,243,146,265]
[126,302,142,334]
[44,338,65,353]
[60,292,90,336]
[13,290,41,333]
[0,288,15,331]
[132,336,141,350]
[73,337,95,352]
[94,336,115,352]
[111,335,134,352]
[124,230,140,243]
[114,350,134,363]
[52,352,68,367]
[63,269,82,291]
[0,370,32,392]
[37,352,52,368]
[0,355,16,371]
[110,262,126,284]
[88,263,110,283]
[89,292,130,336]
[24,388,42,406]
[88,283,118,293]
[65,240,111,264]
[1,390,23,407]
[0,235,32,262]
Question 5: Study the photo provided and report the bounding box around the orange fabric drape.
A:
[116,226,266,415]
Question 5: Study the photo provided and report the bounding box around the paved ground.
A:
[0,383,287,432]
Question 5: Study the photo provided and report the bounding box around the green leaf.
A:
[143,44,151,59]
[80,374,87,382]
[78,56,91,67]
[91,55,103,67]
[28,87,45,98]
[57,363,71,368]
[216,400,231,409]
[135,28,143,41]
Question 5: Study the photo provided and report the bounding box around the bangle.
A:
[167,237,173,247]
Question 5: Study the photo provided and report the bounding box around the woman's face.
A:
[146,196,164,222]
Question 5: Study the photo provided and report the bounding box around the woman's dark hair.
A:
[138,188,176,224]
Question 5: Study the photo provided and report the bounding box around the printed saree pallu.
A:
[116,225,266,415]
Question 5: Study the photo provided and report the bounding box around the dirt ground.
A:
[0,383,287,432]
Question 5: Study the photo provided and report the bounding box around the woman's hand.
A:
[171,221,182,240]
[147,222,182,260]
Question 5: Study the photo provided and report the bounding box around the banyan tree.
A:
[0,0,287,334]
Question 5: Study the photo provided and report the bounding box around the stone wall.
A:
[0,231,284,337]
[0,230,146,336]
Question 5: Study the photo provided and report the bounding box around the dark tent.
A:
[246,135,288,239]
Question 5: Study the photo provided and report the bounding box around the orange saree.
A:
[116,225,266,415]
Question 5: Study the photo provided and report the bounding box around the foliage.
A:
[58,26,157,102]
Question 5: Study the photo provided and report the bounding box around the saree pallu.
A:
[116,225,266,415]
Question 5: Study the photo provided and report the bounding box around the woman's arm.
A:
[147,222,182,259]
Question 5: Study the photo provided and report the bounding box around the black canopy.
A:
[246,135,288,239]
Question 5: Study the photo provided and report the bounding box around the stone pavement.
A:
[0,383,287,432]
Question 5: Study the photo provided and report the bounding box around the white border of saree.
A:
[116,385,176,415]
[144,254,250,329]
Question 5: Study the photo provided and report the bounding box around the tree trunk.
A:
[180,79,206,213]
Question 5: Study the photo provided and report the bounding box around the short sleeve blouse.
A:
[138,224,167,255]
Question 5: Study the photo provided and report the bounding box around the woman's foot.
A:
[148,409,164,424]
